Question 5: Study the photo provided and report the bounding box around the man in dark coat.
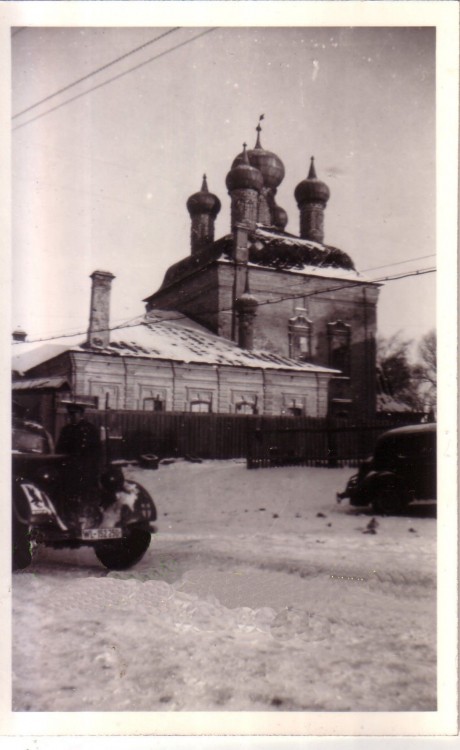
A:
[56,402,102,506]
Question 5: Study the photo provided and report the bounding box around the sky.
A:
[11,24,437,348]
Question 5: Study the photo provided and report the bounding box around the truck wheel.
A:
[12,514,32,571]
[94,527,151,570]
[371,475,408,516]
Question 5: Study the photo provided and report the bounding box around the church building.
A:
[144,120,380,417]
[13,121,379,419]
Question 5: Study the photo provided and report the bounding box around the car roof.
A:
[13,417,47,433]
[378,423,436,440]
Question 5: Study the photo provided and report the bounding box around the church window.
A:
[327,320,351,376]
[288,311,312,361]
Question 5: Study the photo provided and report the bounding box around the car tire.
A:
[371,475,409,516]
[12,514,32,571]
[94,527,151,570]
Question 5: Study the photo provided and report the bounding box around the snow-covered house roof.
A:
[376,393,413,413]
[12,311,338,376]
[12,341,81,377]
[12,376,70,391]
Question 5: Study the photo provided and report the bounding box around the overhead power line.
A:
[254,266,436,310]
[13,28,180,119]
[13,266,436,346]
[361,254,435,273]
[13,27,217,132]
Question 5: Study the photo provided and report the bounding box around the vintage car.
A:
[12,416,157,571]
[337,423,437,515]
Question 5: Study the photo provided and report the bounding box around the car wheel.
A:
[12,514,32,571]
[94,527,151,570]
[371,475,408,516]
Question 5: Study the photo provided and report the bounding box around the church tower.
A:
[229,117,288,229]
[294,157,330,243]
[226,142,263,229]
[186,175,221,255]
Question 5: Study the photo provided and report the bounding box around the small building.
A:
[13,302,337,418]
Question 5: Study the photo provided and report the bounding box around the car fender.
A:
[13,479,69,530]
[100,480,157,528]
[347,470,381,506]
[360,470,405,497]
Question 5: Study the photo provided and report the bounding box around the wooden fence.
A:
[247,418,412,469]
[54,408,426,466]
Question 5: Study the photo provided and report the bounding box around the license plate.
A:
[81,528,122,541]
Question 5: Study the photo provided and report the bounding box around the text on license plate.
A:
[81,528,123,540]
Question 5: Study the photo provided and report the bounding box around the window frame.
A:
[288,311,313,362]
[327,319,351,376]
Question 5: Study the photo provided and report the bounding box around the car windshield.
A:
[12,427,50,455]
[374,432,435,466]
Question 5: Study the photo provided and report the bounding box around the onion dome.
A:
[235,273,258,312]
[232,121,285,189]
[235,290,258,312]
[272,204,288,230]
[294,157,330,206]
[226,143,264,192]
[186,174,221,217]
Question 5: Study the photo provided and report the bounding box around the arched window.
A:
[327,320,351,376]
[288,310,312,361]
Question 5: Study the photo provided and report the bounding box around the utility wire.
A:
[361,254,435,273]
[13,28,180,119]
[254,267,436,311]
[13,266,436,346]
[13,27,217,132]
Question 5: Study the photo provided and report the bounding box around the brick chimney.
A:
[87,270,115,348]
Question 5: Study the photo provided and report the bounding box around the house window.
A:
[283,398,304,417]
[143,396,164,412]
[327,320,351,376]
[187,389,213,413]
[190,400,211,413]
[89,383,120,409]
[289,311,312,361]
[236,401,257,414]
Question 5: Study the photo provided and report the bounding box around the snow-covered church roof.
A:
[147,226,374,301]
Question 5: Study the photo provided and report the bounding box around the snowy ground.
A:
[12,460,436,713]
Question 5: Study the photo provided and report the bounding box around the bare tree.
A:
[413,329,437,413]
[376,332,423,410]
